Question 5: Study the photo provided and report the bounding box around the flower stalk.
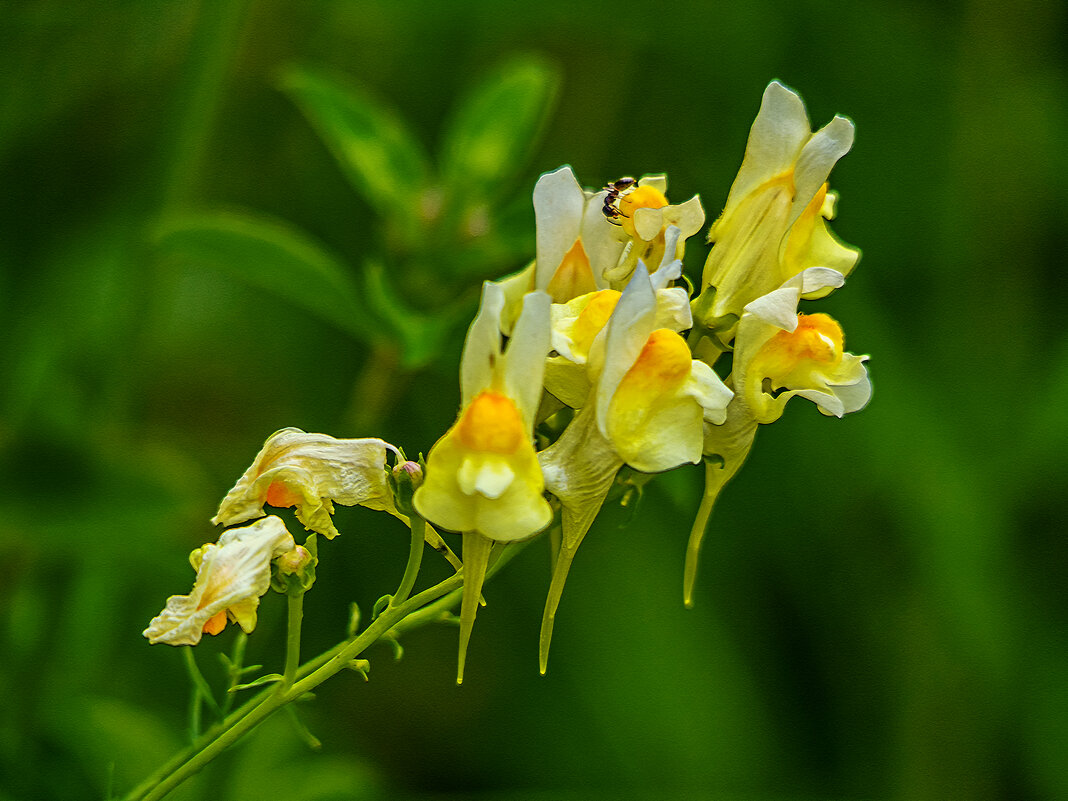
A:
[134,79,872,798]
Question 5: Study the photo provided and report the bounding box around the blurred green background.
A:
[2,1,1066,799]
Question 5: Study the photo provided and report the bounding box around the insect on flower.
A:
[601,176,638,225]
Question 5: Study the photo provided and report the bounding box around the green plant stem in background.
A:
[181,647,220,739]
[158,0,250,211]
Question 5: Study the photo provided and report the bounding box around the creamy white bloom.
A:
[144,516,296,646]
[212,428,399,539]
[700,81,859,330]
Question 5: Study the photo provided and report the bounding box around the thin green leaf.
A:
[154,210,378,343]
[230,672,284,692]
[278,65,430,222]
[439,55,561,202]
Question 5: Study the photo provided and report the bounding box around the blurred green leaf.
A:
[278,65,430,225]
[227,715,381,801]
[439,55,560,204]
[362,260,468,368]
[154,210,378,344]
[52,696,196,800]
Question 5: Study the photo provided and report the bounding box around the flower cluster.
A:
[144,81,869,684]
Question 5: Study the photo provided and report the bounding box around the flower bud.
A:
[388,460,424,517]
[271,537,318,594]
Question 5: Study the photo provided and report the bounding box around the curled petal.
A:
[212,429,399,538]
[144,517,296,646]
[733,273,870,424]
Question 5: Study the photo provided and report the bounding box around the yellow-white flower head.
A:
[211,429,400,539]
[144,516,296,646]
[534,248,728,673]
[603,175,705,289]
[701,81,859,327]
[592,261,733,473]
[532,165,624,303]
[414,284,553,541]
[733,268,871,424]
[543,226,694,408]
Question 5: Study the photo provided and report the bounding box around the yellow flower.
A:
[699,81,859,334]
[212,428,400,539]
[732,268,870,424]
[536,261,732,672]
[414,285,552,541]
[532,165,627,304]
[144,516,296,646]
[684,268,870,606]
[543,226,693,408]
[412,283,552,682]
[603,174,705,289]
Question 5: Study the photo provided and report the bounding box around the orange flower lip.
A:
[758,312,844,377]
[617,185,669,239]
[457,391,526,454]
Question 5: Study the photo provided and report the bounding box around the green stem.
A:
[130,572,466,801]
[282,591,305,690]
[181,646,220,719]
[388,538,528,639]
[390,514,426,607]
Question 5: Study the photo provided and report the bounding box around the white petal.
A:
[458,456,515,499]
[461,281,505,407]
[595,264,656,437]
[684,361,734,425]
[725,81,811,210]
[534,166,585,290]
[649,227,683,287]
[797,266,846,296]
[743,282,802,332]
[503,290,551,428]
[633,206,665,241]
[639,174,668,194]
[580,190,623,288]
[789,115,855,228]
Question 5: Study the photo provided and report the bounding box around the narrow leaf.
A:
[279,65,430,222]
[155,210,378,343]
[440,55,561,202]
[230,672,284,692]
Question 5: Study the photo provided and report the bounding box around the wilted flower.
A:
[144,516,296,646]
[698,81,859,336]
[212,428,400,539]
[413,283,552,682]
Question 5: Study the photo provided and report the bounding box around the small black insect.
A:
[602,176,638,225]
